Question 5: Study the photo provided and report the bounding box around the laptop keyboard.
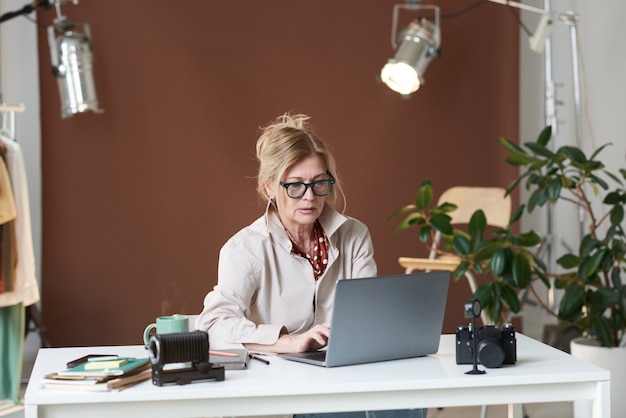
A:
[283,351,327,362]
[304,351,327,362]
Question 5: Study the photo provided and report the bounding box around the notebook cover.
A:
[58,357,150,377]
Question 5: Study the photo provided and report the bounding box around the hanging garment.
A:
[0,221,17,294]
[0,135,39,307]
[0,110,38,407]
[0,302,24,405]
[0,153,16,225]
[0,153,18,295]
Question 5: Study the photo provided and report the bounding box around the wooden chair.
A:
[399,186,512,325]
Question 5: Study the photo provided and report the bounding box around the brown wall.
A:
[37,0,519,346]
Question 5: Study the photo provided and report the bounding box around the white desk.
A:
[24,334,610,418]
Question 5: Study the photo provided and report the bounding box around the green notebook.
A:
[58,357,150,377]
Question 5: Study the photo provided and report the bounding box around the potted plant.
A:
[388,126,626,349]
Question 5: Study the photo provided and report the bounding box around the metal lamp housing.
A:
[381,18,440,95]
[48,21,103,118]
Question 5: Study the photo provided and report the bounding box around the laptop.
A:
[278,271,450,367]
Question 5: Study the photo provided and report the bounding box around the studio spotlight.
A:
[47,1,102,118]
[381,3,441,95]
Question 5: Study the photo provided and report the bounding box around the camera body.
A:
[456,323,517,368]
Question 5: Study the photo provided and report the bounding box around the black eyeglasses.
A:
[279,177,336,199]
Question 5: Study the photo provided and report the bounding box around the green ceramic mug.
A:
[143,314,188,345]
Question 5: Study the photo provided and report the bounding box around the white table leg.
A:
[24,404,38,418]
[507,403,523,418]
[593,380,611,418]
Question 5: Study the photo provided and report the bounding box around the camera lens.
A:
[477,338,505,368]
[148,336,161,365]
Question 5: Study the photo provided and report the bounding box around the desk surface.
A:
[24,334,610,418]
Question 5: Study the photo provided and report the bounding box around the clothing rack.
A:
[0,103,25,141]
[0,103,50,348]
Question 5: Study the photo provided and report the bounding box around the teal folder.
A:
[58,357,150,377]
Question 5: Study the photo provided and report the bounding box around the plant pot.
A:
[570,337,626,418]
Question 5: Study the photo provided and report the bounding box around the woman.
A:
[196,113,425,418]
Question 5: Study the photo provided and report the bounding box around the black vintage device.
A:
[456,298,517,370]
[148,330,225,386]
[456,323,517,368]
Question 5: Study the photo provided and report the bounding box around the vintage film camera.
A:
[455,298,517,370]
[456,323,517,368]
[148,330,225,386]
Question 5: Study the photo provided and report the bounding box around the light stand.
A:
[488,0,584,313]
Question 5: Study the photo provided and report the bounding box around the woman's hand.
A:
[280,323,330,352]
[244,323,330,354]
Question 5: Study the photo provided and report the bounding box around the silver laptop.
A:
[278,271,450,367]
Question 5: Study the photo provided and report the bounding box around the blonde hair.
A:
[256,113,345,210]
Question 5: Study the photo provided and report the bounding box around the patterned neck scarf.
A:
[289,220,329,281]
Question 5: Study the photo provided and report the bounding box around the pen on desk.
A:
[209,350,240,358]
[249,353,270,365]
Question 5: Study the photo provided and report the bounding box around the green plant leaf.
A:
[587,160,605,171]
[591,288,623,308]
[475,281,501,323]
[386,204,416,223]
[610,204,624,225]
[488,282,503,324]
[558,145,588,164]
[505,171,531,196]
[415,180,433,210]
[512,252,532,288]
[473,283,493,314]
[609,309,626,340]
[588,142,611,161]
[578,249,607,280]
[534,269,551,287]
[473,242,505,263]
[469,210,487,234]
[610,267,623,289]
[557,254,580,269]
[505,154,536,166]
[453,261,470,280]
[536,126,552,145]
[498,136,526,155]
[430,213,453,235]
[395,213,425,232]
[547,177,562,201]
[501,284,520,313]
[591,316,614,348]
[604,169,624,187]
[419,225,432,242]
[527,188,548,212]
[604,191,623,205]
[509,205,525,223]
[579,234,601,259]
[436,202,458,214]
[453,235,472,255]
[558,284,585,322]
[515,230,542,247]
[524,141,554,158]
[489,248,508,277]
[531,252,548,272]
[588,173,609,190]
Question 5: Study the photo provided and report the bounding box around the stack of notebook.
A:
[41,356,151,392]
